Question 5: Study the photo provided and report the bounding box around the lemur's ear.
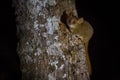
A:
[66,11,73,18]
[77,17,84,24]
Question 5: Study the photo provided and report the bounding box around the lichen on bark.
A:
[13,0,90,80]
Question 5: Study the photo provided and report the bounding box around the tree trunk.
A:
[13,0,90,80]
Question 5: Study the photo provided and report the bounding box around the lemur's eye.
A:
[71,19,75,24]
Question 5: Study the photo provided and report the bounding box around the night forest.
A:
[0,0,119,80]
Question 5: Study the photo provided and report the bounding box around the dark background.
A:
[0,0,119,80]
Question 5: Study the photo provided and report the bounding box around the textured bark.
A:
[13,0,90,80]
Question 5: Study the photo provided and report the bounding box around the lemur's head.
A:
[67,17,84,29]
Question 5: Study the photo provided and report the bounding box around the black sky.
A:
[0,0,119,80]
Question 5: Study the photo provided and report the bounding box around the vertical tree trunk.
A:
[13,0,90,80]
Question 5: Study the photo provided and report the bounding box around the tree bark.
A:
[13,0,90,80]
